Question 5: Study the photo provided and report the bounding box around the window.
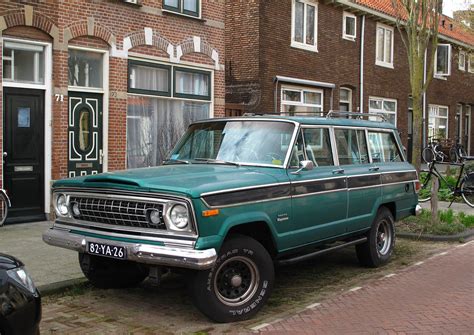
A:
[469,54,474,73]
[163,0,200,17]
[335,128,369,165]
[291,0,318,52]
[339,88,352,112]
[3,41,45,84]
[343,12,356,41]
[303,128,334,166]
[375,23,394,68]
[428,105,449,139]
[69,49,103,88]
[128,61,171,96]
[369,97,397,125]
[127,60,212,168]
[435,44,451,77]
[459,51,466,71]
[368,131,402,163]
[281,87,323,116]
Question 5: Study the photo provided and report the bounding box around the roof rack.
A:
[326,110,387,122]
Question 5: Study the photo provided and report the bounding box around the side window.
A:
[303,128,334,166]
[290,131,306,168]
[335,128,369,165]
[368,131,402,163]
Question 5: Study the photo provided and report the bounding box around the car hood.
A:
[53,164,285,198]
[0,253,23,271]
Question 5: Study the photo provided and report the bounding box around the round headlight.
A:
[56,194,69,216]
[72,202,81,217]
[148,209,161,225]
[170,204,189,229]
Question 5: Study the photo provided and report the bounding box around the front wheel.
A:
[422,147,434,163]
[356,207,395,268]
[78,253,149,289]
[461,174,474,208]
[0,193,8,226]
[418,171,437,202]
[189,235,274,323]
[449,147,459,163]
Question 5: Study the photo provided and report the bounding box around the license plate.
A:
[87,242,126,260]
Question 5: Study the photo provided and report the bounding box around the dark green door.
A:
[68,92,103,177]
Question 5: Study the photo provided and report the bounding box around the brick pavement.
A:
[256,242,474,334]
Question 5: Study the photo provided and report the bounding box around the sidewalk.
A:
[0,221,83,290]
[419,200,474,215]
[256,241,474,334]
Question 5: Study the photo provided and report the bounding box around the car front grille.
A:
[69,196,166,230]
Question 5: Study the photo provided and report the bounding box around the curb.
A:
[397,228,474,242]
[37,277,87,297]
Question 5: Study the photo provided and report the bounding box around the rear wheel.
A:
[449,147,459,163]
[0,192,8,226]
[78,253,149,289]
[422,147,434,163]
[461,173,474,208]
[356,207,395,268]
[418,171,437,202]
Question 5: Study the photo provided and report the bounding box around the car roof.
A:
[193,115,397,130]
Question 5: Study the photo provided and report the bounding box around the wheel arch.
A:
[224,221,278,258]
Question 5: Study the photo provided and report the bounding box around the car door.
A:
[334,127,381,232]
[287,126,348,247]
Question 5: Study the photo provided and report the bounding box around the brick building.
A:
[225,0,474,162]
[0,0,225,222]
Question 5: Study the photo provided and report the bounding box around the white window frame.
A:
[280,85,324,115]
[469,54,474,74]
[428,104,449,140]
[465,105,471,153]
[291,0,318,52]
[342,12,357,41]
[2,41,46,86]
[68,46,106,93]
[369,97,397,126]
[459,50,466,71]
[339,87,352,111]
[375,23,394,69]
[434,44,452,77]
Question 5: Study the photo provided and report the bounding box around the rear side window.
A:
[335,128,369,165]
[368,131,402,162]
[303,128,334,167]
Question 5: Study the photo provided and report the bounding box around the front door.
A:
[68,92,103,177]
[3,88,45,221]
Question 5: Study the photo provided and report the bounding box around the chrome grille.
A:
[69,196,166,230]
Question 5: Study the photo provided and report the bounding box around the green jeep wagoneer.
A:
[44,114,421,322]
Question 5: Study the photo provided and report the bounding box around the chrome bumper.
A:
[415,204,423,216]
[42,227,217,270]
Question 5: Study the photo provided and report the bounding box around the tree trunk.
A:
[411,92,424,172]
[431,176,439,224]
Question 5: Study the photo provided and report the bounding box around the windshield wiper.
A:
[163,159,190,165]
[194,158,240,167]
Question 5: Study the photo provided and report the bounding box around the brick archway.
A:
[64,19,116,46]
[176,37,219,69]
[0,9,59,43]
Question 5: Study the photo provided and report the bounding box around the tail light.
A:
[414,181,421,193]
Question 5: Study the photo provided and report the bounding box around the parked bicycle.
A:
[422,137,448,163]
[418,156,474,207]
[0,189,10,226]
[449,137,467,163]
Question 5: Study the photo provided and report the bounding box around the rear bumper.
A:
[42,227,217,270]
[415,204,423,216]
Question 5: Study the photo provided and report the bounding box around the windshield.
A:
[168,121,296,167]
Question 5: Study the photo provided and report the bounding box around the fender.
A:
[0,189,11,208]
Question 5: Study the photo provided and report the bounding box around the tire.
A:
[422,147,434,163]
[418,171,436,203]
[449,147,459,163]
[78,253,149,289]
[356,207,395,268]
[461,173,474,208]
[189,235,274,323]
[0,193,7,226]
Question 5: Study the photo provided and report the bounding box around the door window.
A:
[368,131,402,163]
[335,128,368,165]
[78,109,91,151]
[302,128,333,166]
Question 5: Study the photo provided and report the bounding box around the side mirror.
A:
[291,160,314,175]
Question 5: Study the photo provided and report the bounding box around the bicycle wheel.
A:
[422,147,434,163]
[433,145,445,162]
[461,173,474,208]
[418,171,437,202]
[449,147,458,163]
[0,193,8,226]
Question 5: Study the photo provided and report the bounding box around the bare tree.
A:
[392,0,441,171]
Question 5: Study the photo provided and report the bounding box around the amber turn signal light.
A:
[202,209,220,217]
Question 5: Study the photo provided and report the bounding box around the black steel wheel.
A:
[461,173,474,208]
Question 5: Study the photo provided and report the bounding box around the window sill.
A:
[375,61,394,69]
[434,75,448,80]
[161,8,204,21]
[290,41,318,53]
[342,35,356,42]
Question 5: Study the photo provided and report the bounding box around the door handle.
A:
[2,152,6,158]
[369,166,380,171]
[332,168,344,175]
[99,149,103,165]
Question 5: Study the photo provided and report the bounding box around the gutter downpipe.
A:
[274,76,279,114]
[423,49,427,146]
[360,15,365,113]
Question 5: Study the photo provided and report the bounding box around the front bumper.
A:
[42,227,217,270]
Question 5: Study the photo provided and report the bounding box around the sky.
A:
[443,0,472,17]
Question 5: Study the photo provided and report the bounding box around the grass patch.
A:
[397,208,474,235]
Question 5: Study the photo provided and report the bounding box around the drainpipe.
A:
[359,15,365,113]
[423,49,427,146]
[274,76,280,114]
